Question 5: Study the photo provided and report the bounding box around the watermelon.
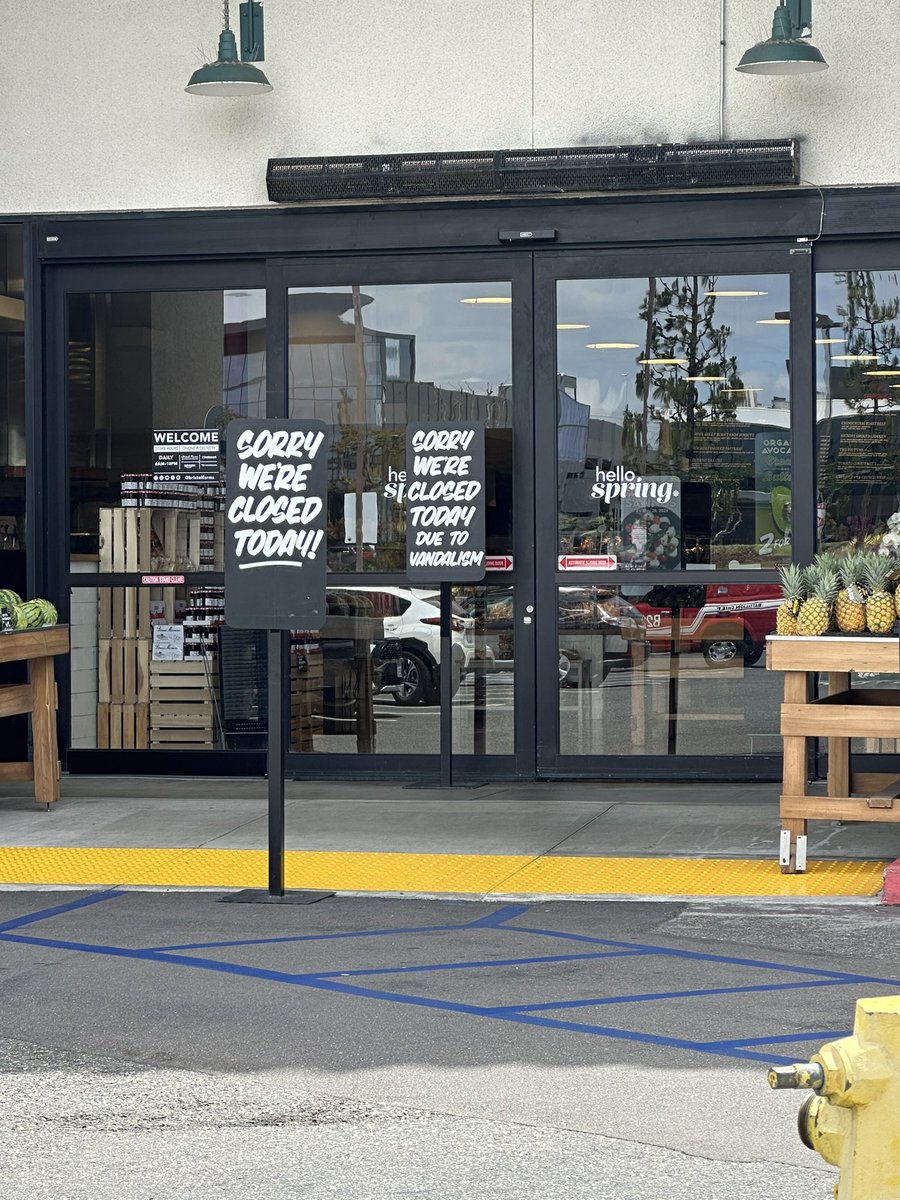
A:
[3,604,27,630]
[34,599,58,626]
[0,588,22,609]
[17,600,47,629]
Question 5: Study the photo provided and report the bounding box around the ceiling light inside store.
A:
[186,1,272,95]
[757,318,791,325]
[638,358,689,365]
[557,323,590,330]
[704,290,768,298]
[816,337,845,344]
[685,375,728,382]
[833,354,878,361]
[586,342,641,350]
[460,297,511,305]
[865,370,900,377]
[722,387,761,393]
[736,2,828,75]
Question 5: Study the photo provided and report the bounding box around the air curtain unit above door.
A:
[266,140,798,204]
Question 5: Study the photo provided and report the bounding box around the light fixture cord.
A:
[223,1,230,30]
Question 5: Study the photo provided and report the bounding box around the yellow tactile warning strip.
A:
[0,846,885,897]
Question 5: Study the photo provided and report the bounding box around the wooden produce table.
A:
[0,626,69,806]
[767,634,900,872]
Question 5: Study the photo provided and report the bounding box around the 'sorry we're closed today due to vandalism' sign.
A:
[224,419,329,630]
[405,422,486,583]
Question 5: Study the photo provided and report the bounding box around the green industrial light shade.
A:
[736,3,828,75]
[186,7,273,96]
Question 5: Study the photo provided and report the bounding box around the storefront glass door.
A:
[277,257,535,779]
[533,249,813,778]
[47,243,817,782]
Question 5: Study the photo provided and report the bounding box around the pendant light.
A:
[736,1,828,75]
[186,1,273,96]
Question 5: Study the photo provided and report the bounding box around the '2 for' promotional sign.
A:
[225,419,329,630]
[405,422,485,583]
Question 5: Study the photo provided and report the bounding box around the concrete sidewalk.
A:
[1,775,899,859]
[0,776,897,897]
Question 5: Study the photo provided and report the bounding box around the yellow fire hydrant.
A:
[767,995,900,1198]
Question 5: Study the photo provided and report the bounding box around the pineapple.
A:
[835,553,867,633]
[776,563,806,635]
[796,564,838,636]
[863,555,897,634]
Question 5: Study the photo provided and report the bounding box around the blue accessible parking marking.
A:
[1,893,893,1065]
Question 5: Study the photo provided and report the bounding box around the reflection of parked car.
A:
[632,583,780,666]
[335,586,474,706]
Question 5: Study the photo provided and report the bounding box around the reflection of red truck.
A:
[634,583,781,666]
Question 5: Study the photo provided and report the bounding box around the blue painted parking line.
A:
[703,1031,851,1049]
[147,902,530,952]
[317,948,650,979]
[1,898,896,1069]
[0,889,124,933]
[484,977,868,1015]
[507,922,900,985]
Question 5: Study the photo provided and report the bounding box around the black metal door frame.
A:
[45,259,268,776]
[272,252,536,782]
[532,243,815,781]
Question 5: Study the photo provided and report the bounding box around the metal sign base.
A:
[219,889,335,905]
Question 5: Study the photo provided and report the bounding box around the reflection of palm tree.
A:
[837,271,900,412]
[635,276,742,470]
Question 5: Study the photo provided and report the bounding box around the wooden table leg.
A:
[780,669,808,872]
[29,654,60,805]
[827,671,851,799]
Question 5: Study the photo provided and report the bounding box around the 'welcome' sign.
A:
[224,418,329,629]
[405,422,485,583]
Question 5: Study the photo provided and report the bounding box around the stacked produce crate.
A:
[149,659,219,750]
[97,587,150,748]
[290,640,324,751]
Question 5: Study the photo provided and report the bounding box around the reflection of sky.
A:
[816,271,900,419]
[224,289,266,325]
[556,274,791,422]
[288,284,512,394]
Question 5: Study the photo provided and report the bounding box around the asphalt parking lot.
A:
[2,891,899,1199]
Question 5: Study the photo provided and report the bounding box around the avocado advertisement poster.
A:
[754,430,791,558]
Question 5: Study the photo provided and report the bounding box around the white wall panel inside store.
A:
[1,0,897,215]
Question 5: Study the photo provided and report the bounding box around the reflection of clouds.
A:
[557,274,792,418]
[291,283,513,394]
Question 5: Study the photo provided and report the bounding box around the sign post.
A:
[405,422,486,788]
[221,418,333,904]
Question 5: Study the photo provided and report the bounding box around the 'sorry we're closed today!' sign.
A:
[405,422,486,583]
[224,419,329,630]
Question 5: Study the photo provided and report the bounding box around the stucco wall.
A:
[1,0,895,215]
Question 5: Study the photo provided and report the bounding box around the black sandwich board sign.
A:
[223,417,332,904]
[405,421,486,583]
[224,418,329,630]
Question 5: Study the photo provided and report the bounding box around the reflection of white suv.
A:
[336,587,475,706]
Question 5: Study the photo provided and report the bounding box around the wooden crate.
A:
[98,588,151,641]
[97,632,150,749]
[150,659,219,749]
[99,508,152,572]
[99,506,200,572]
[290,646,324,751]
[97,702,150,749]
